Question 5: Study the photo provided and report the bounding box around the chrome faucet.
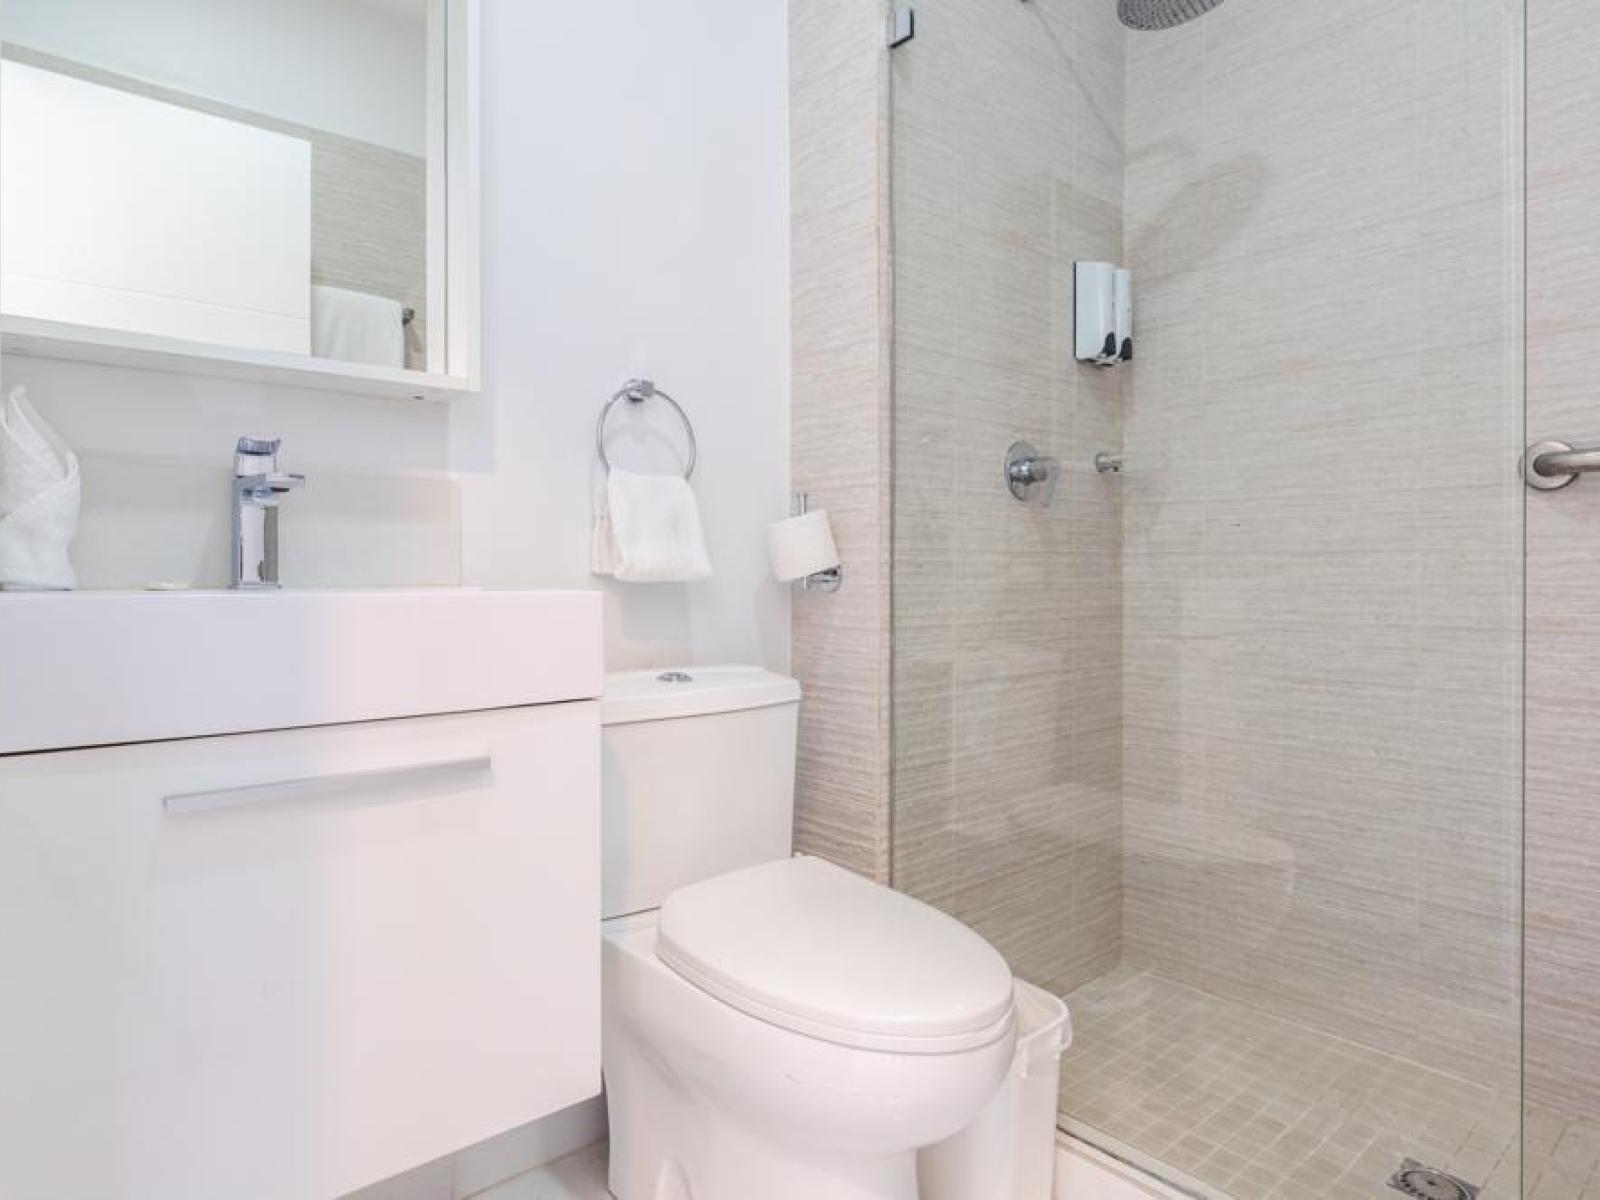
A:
[231,437,305,589]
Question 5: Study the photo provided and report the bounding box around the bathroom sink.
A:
[0,588,603,754]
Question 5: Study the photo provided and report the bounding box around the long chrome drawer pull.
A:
[163,755,493,815]
[1525,440,1600,491]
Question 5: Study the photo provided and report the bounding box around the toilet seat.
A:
[656,856,1015,1054]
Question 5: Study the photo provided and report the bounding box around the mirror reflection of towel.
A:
[311,285,405,368]
[0,386,80,591]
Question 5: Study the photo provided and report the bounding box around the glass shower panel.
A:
[888,2,1526,1198]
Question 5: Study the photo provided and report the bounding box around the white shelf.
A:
[0,314,478,402]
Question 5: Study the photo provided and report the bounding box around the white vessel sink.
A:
[0,588,603,754]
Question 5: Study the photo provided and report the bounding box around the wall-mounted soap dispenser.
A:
[1075,261,1133,367]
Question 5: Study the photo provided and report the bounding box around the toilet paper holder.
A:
[803,566,843,593]
[770,494,842,594]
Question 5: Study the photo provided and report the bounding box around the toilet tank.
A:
[602,666,801,919]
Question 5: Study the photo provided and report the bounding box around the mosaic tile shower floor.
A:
[1060,969,1600,1200]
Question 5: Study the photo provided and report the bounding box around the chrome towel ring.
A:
[596,378,698,480]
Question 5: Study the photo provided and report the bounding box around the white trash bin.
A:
[918,979,1073,1200]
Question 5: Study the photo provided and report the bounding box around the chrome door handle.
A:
[1524,440,1600,490]
[163,755,493,815]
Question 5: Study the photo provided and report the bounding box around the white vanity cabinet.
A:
[0,704,599,1199]
[0,590,603,1199]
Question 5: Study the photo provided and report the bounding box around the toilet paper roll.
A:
[766,509,839,582]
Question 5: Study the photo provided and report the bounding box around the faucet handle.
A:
[235,435,283,477]
[1004,440,1062,508]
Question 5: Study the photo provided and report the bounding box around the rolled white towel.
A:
[590,468,712,583]
[0,386,80,590]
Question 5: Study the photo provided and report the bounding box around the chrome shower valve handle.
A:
[1005,441,1062,507]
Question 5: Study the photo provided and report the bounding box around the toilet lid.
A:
[656,856,1015,1054]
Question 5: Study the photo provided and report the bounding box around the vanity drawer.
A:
[0,702,600,1199]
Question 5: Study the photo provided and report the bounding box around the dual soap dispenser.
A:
[1074,261,1133,367]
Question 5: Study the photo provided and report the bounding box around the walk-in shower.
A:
[887,0,1542,1197]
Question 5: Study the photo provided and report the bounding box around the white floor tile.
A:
[470,1142,611,1200]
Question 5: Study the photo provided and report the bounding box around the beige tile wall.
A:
[789,0,895,881]
[309,134,428,366]
[1119,0,1525,1090]
[888,0,1127,996]
[1526,0,1600,1125]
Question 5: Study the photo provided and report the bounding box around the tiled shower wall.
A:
[1119,0,1525,1090]
[789,0,895,882]
[1526,0,1600,1124]
[815,0,1600,1135]
[889,0,1127,997]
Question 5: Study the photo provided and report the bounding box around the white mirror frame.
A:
[0,0,480,403]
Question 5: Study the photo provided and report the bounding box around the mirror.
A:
[0,0,474,394]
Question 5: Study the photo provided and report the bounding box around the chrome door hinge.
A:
[888,5,915,47]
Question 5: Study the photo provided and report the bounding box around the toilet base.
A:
[606,1038,917,1200]
[602,912,1013,1200]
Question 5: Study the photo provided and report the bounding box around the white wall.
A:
[450,0,792,672]
[0,354,461,591]
[2,0,428,154]
[1,0,790,675]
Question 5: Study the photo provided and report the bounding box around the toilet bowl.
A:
[604,859,1016,1200]
[599,669,1017,1200]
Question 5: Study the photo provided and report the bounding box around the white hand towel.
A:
[590,468,712,583]
[0,387,81,590]
[311,285,406,368]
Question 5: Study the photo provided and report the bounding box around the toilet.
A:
[601,666,1018,1200]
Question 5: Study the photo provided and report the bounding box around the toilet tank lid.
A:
[602,665,800,726]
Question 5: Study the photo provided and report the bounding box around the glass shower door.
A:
[888,1,1527,1197]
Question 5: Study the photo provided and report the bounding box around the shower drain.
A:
[1387,1159,1480,1200]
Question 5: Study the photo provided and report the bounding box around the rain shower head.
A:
[1117,0,1225,30]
